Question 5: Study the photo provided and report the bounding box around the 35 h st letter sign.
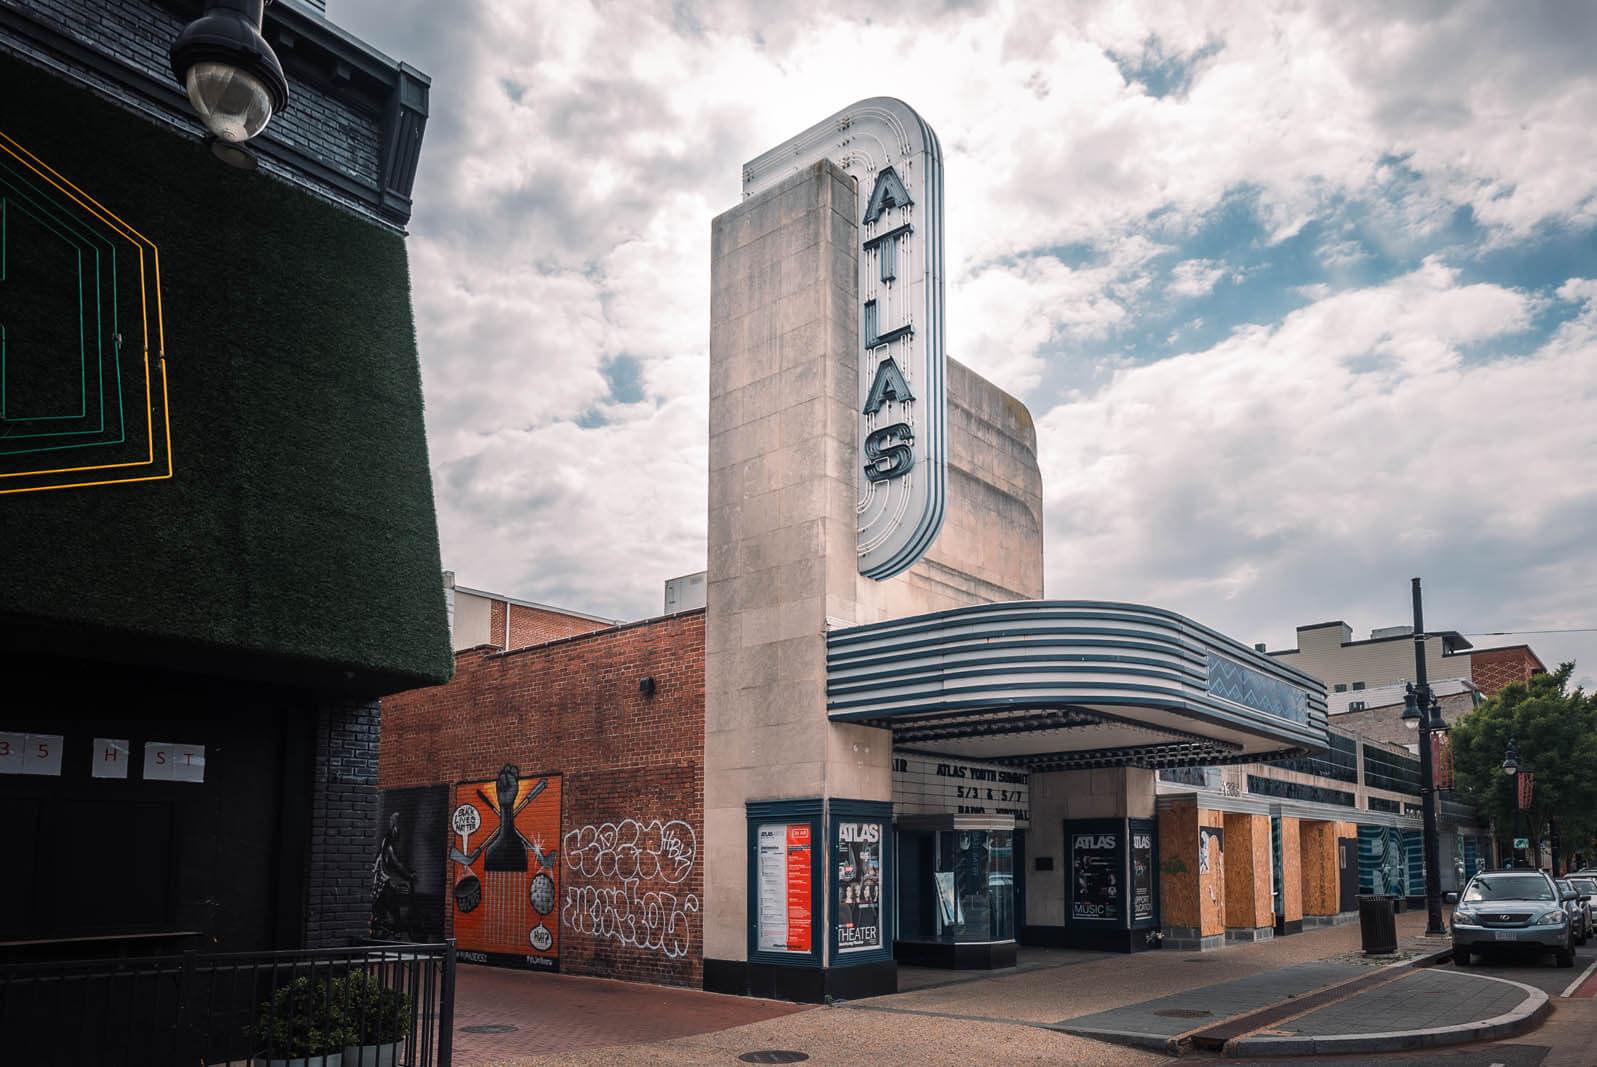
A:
[743,98,947,579]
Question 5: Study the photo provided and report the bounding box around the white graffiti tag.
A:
[563,818,699,958]
[563,819,696,884]
[562,880,702,958]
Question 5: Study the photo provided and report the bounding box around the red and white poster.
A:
[786,823,811,952]
[756,821,813,953]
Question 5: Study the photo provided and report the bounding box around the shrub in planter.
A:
[334,971,413,1063]
[252,975,356,1065]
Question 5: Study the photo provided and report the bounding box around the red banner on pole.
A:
[1518,771,1534,810]
[1432,732,1454,789]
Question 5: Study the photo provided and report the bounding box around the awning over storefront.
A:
[827,601,1328,770]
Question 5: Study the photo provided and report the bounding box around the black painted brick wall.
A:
[305,696,382,948]
[2,0,385,223]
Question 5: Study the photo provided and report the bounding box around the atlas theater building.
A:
[383,98,1390,1002]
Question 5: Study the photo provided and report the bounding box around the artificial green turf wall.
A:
[0,51,453,692]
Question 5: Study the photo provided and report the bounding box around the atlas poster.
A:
[451,765,562,970]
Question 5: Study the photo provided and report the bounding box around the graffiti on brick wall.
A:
[561,818,700,958]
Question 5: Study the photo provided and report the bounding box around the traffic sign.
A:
[1514,837,1530,849]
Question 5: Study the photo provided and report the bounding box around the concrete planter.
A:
[341,1042,403,1067]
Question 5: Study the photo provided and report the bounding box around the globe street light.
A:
[1503,738,1523,867]
[169,0,290,145]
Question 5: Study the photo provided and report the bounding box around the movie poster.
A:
[835,821,883,952]
[451,765,562,970]
[1131,827,1154,922]
[1071,830,1120,921]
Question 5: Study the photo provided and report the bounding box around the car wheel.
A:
[1557,944,1576,968]
[1454,947,1471,966]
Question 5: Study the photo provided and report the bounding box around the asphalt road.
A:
[1440,923,1597,997]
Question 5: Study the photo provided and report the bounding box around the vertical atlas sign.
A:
[743,98,947,579]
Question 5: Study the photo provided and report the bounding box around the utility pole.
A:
[1411,578,1446,936]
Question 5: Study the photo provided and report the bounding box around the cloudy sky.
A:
[333,0,1597,688]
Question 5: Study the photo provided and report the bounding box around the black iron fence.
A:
[0,940,455,1066]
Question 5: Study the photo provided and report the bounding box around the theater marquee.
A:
[743,98,947,579]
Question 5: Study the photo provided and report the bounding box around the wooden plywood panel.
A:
[1159,801,1199,928]
[1300,820,1338,916]
[1280,818,1303,923]
[1199,809,1226,937]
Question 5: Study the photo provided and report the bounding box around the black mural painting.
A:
[371,785,448,942]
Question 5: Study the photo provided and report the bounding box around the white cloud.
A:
[1037,265,1597,661]
[322,0,1597,669]
[1168,259,1226,298]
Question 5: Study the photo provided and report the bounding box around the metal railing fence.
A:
[0,939,455,1066]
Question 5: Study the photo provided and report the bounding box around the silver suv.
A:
[1451,869,1575,967]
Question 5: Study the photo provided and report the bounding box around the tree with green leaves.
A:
[1448,664,1597,869]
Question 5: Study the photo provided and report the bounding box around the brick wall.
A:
[305,696,381,948]
[507,603,612,648]
[3,0,392,229]
[1330,689,1476,748]
[382,610,706,987]
[1471,646,1543,697]
[488,599,507,647]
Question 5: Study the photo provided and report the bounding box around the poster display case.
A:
[1063,816,1160,951]
[894,813,1016,968]
[747,799,823,968]
[829,799,894,966]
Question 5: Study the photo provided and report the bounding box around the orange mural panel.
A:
[451,765,562,970]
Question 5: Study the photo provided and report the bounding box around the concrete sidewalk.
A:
[1051,913,1547,1057]
[465,909,1549,1064]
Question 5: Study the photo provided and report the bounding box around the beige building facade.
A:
[1271,620,1545,699]
[702,101,1328,999]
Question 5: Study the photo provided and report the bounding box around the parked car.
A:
[1557,878,1593,943]
[1570,876,1597,933]
[1449,868,1575,967]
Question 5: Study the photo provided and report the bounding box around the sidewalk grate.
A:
[738,1052,810,1063]
[1185,968,1410,1050]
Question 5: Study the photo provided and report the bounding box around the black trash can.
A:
[1357,894,1397,954]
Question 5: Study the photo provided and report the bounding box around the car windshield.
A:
[1573,879,1597,894]
[1463,874,1555,901]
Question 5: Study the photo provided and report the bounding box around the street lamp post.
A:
[1404,578,1447,937]
[1503,738,1523,867]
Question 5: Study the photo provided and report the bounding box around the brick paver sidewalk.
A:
[449,965,810,1065]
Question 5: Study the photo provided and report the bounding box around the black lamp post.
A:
[1503,738,1523,867]
[169,0,290,146]
[1404,578,1447,936]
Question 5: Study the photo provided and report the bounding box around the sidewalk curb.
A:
[1053,946,1460,1055]
[1221,971,1550,1057]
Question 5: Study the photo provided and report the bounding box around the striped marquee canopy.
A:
[827,601,1329,772]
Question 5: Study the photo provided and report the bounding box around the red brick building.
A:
[381,608,706,987]
[1469,644,1547,697]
